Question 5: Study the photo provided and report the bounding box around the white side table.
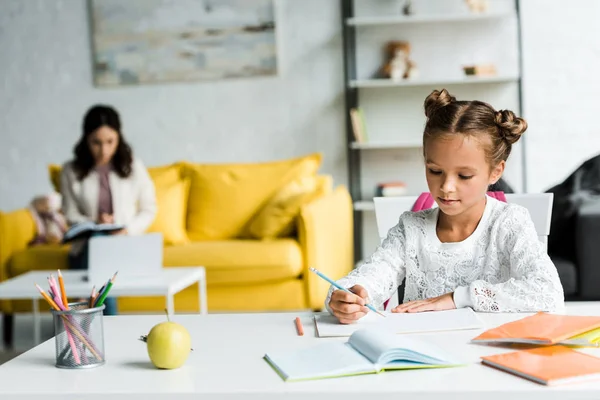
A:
[0,267,207,344]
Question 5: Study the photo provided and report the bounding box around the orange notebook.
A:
[481,346,600,385]
[472,312,600,346]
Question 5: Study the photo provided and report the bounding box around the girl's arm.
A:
[125,159,157,235]
[60,164,92,225]
[454,206,565,312]
[325,214,409,312]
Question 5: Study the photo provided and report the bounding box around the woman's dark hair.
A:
[73,105,133,180]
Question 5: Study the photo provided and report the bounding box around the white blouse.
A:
[327,196,565,313]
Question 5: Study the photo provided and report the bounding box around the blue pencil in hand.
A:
[309,267,386,317]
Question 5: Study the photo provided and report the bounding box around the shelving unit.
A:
[341,0,525,261]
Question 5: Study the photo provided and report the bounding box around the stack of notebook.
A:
[473,312,600,385]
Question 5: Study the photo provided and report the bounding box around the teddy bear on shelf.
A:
[465,0,489,13]
[29,192,68,245]
[381,41,418,81]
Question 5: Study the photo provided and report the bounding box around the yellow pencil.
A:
[35,284,61,311]
[57,270,68,309]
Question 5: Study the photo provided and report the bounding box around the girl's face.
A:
[424,135,504,217]
[88,125,119,166]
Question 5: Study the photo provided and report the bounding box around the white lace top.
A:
[327,196,565,313]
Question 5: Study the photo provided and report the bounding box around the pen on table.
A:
[308,267,386,317]
[294,317,304,336]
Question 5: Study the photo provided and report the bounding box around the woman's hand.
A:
[98,213,114,224]
[392,292,456,313]
[329,285,371,324]
[110,228,128,236]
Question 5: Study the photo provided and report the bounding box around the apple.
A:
[144,310,192,369]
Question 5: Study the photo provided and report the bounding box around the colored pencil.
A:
[94,271,118,308]
[57,270,68,308]
[53,293,81,364]
[294,317,304,336]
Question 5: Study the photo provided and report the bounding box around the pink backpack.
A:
[382,191,507,310]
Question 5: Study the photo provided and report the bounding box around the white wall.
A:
[0,0,346,211]
[521,0,600,192]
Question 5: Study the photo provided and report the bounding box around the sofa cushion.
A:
[183,153,322,241]
[247,175,332,239]
[163,239,303,285]
[146,165,190,245]
[10,239,304,286]
[9,244,70,278]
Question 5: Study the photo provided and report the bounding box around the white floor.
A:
[0,313,54,365]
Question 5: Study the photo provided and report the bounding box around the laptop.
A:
[87,233,164,284]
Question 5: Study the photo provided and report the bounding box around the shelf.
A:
[350,141,422,150]
[346,11,515,26]
[354,201,375,212]
[350,75,519,89]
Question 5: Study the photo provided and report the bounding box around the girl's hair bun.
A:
[494,110,527,145]
[424,89,456,118]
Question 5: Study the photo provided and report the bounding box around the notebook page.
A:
[348,329,461,366]
[315,308,484,338]
[264,342,375,381]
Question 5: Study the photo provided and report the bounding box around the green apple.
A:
[146,311,192,369]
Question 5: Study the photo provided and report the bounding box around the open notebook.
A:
[471,312,600,347]
[481,346,600,385]
[314,308,484,338]
[264,328,464,381]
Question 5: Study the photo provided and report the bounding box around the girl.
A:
[328,89,564,324]
[61,105,157,315]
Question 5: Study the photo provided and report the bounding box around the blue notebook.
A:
[264,328,465,382]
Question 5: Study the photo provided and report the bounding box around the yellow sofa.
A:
[0,153,353,316]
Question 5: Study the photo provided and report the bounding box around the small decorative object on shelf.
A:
[402,0,413,16]
[376,181,407,197]
[463,63,497,77]
[381,41,419,81]
[465,0,489,13]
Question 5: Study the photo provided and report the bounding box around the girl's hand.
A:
[329,285,370,324]
[110,228,128,236]
[392,292,456,313]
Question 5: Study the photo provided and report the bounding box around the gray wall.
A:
[0,0,347,210]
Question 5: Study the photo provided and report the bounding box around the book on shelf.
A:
[349,107,369,143]
[376,181,407,197]
[264,328,464,382]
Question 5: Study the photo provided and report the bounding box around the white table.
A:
[0,267,207,344]
[2,302,600,399]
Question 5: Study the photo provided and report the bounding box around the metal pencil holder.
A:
[51,301,106,369]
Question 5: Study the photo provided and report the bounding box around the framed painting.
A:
[89,0,277,86]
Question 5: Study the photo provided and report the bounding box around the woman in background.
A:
[61,104,157,315]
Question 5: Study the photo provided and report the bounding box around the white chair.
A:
[373,193,554,310]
